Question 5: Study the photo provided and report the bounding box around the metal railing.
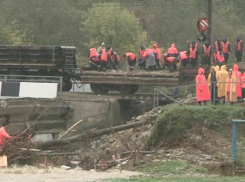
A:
[153,80,245,108]
[153,87,184,108]
[0,75,63,97]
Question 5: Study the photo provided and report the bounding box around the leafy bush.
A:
[148,105,245,147]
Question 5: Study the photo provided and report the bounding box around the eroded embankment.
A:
[147,105,245,175]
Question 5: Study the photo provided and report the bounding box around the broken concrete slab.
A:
[31,134,53,142]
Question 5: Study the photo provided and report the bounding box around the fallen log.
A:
[121,150,156,155]
[37,118,152,149]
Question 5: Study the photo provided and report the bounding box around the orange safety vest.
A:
[216,52,224,62]
[238,41,242,51]
[139,49,145,59]
[89,48,97,59]
[203,45,211,56]
[189,48,197,59]
[242,76,245,88]
[221,42,229,53]
[125,53,136,61]
[111,52,120,62]
[101,48,108,62]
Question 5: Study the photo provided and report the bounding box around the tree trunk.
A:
[37,119,151,149]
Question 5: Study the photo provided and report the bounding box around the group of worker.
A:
[88,37,243,72]
[196,64,245,105]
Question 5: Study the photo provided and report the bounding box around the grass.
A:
[141,160,208,175]
[147,105,245,147]
[99,177,245,182]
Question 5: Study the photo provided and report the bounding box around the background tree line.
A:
[0,0,244,65]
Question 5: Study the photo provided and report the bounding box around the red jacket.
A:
[167,44,178,57]
[152,43,161,60]
[143,49,153,58]
[233,64,242,97]
[196,68,210,102]
[125,52,136,61]
[179,51,187,61]
[0,127,10,148]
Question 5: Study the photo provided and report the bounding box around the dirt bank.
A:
[0,166,142,182]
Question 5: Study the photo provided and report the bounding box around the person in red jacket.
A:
[138,45,146,69]
[142,48,155,71]
[241,72,245,98]
[152,43,161,70]
[179,51,188,67]
[196,68,210,105]
[233,64,242,99]
[188,42,197,67]
[216,51,225,67]
[167,44,178,58]
[221,38,230,63]
[166,44,179,71]
[123,52,136,66]
[0,120,11,151]
[202,42,211,66]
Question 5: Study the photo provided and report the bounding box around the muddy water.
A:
[0,166,141,182]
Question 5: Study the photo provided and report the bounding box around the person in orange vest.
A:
[241,72,245,98]
[235,37,243,62]
[216,51,225,67]
[187,42,197,67]
[152,43,161,70]
[100,46,109,72]
[142,48,155,71]
[106,45,115,70]
[88,46,100,70]
[123,52,136,67]
[110,51,120,69]
[221,38,230,63]
[0,120,11,151]
[179,51,188,67]
[213,38,222,65]
[201,42,211,66]
[190,41,199,64]
[138,45,146,69]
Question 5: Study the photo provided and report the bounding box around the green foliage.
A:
[141,160,208,175]
[82,2,147,54]
[148,105,245,147]
[0,21,32,45]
